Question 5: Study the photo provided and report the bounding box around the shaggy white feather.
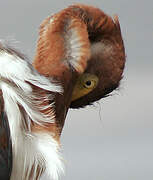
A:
[0,48,64,180]
[0,51,62,93]
[9,133,64,180]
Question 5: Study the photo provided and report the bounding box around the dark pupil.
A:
[85,80,91,86]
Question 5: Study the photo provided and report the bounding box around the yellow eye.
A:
[83,79,97,89]
[71,73,99,101]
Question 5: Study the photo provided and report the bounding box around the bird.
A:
[0,3,126,180]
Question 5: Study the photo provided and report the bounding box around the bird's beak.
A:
[53,72,79,137]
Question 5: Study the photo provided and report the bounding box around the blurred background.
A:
[0,0,153,179]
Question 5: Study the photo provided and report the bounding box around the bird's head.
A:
[33,4,126,135]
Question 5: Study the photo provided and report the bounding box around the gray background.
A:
[0,0,153,180]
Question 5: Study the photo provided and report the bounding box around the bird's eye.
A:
[85,80,91,86]
[84,80,96,89]
[71,73,99,101]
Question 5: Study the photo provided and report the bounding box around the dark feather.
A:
[0,93,12,179]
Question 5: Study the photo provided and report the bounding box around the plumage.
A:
[0,43,64,180]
